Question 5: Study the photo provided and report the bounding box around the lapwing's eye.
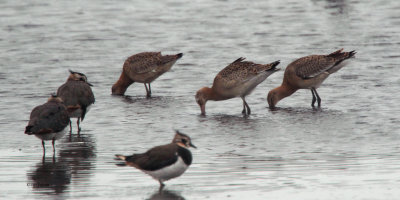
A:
[182,139,187,144]
[80,78,85,81]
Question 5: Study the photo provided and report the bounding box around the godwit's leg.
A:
[144,83,151,98]
[242,100,246,114]
[241,97,251,115]
[148,83,152,96]
[311,89,317,107]
[312,88,322,107]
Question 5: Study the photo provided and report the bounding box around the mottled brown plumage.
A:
[25,95,70,154]
[196,58,280,115]
[268,49,356,108]
[112,52,183,97]
[57,70,95,132]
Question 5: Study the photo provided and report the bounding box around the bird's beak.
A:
[87,82,93,86]
[200,104,205,116]
[189,142,197,149]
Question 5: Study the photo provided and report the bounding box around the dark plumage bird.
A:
[115,131,196,190]
[57,70,95,132]
[25,95,70,155]
[268,49,356,108]
[195,57,280,115]
[111,52,183,97]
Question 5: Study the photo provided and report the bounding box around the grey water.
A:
[1,0,400,199]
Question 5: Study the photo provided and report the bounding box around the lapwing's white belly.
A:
[34,128,67,141]
[144,156,189,181]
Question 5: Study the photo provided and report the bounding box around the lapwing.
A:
[57,70,95,133]
[115,130,196,190]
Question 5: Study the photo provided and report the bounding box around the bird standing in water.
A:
[25,94,70,155]
[267,49,356,108]
[112,52,183,97]
[57,70,95,133]
[195,57,280,115]
[115,131,196,190]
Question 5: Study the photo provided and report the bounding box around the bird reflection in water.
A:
[147,189,185,200]
[58,133,97,183]
[27,133,96,195]
[27,156,71,195]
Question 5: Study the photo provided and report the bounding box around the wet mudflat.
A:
[0,0,399,199]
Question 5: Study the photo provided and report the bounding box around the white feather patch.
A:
[143,156,189,182]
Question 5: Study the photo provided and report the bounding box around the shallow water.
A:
[1,0,400,199]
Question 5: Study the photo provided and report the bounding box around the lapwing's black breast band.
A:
[177,146,192,166]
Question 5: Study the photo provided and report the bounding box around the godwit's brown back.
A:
[288,49,356,80]
[123,52,183,83]
[213,57,280,97]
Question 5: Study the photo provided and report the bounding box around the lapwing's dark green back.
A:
[25,101,70,134]
[125,143,192,171]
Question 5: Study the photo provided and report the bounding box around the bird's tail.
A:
[25,125,34,135]
[115,154,126,161]
[114,154,127,167]
[176,53,183,59]
[267,60,281,71]
[328,48,357,60]
[328,49,357,74]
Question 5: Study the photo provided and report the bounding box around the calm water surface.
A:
[1,0,399,199]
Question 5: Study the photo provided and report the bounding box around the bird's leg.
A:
[144,83,151,98]
[52,138,56,154]
[69,120,72,134]
[241,97,251,115]
[242,99,246,114]
[311,89,316,107]
[158,180,165,192]
[245,101,251,115]
[148,83,152,96]
[42,140,45,156]
[77,118,81,133]
[313,88,322,107]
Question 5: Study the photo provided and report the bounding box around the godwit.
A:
[195,57,280,115]
[25,94,70,155]
[115,130,196,190]
[112,52,183,97]
[267,49,356,108]
[57,70,95,132]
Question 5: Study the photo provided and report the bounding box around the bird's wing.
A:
[125,144,179,171]
[213,58,272,89]
[294,49,356,79]
[28,103,69,134]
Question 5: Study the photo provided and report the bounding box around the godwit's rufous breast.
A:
[57,70,95,133]
[111,52,183,97]
[195,57,280,115]
[25,94,70,155]
[267,49,356,108]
